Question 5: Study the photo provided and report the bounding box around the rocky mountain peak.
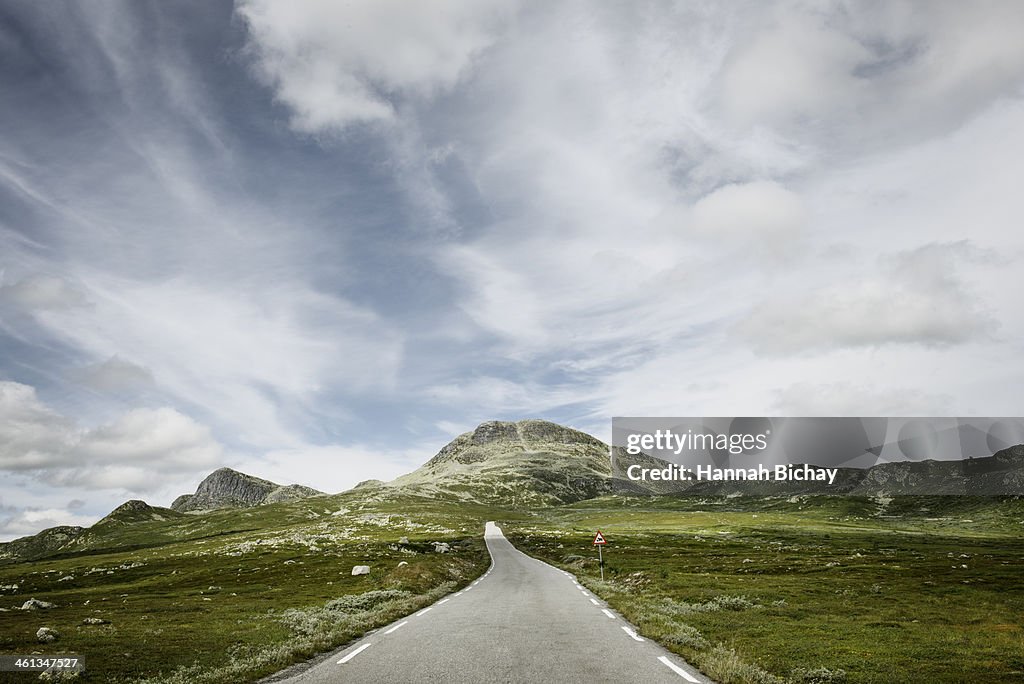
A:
[171,467,324,512]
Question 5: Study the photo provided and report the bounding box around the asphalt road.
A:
[277,522,712,684]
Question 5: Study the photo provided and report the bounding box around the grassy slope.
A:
[0,491,517,683]
[503,495,1024,684]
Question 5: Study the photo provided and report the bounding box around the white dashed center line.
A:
[658,655,700,682]
[601,609,615,619]
[589,598,599,605]
[337,643,371,664]
[384,621,407,635]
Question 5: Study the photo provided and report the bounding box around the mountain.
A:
[95,500,182,526]
[382,419,622,505]
[3,422,1022,565]
[170,467,324,512]
[0,525,86,563]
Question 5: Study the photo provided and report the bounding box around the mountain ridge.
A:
[170,467,324,512]
[3,420,1022,563]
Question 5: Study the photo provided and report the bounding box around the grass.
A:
[503,495,1024,684]
[0,491,510,682]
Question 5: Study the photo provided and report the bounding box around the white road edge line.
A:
[384,621,408,635]
[438,598,450,604]
[622,626,644,642]
[658,656,700,682]
[602,609,615,619]
[589,598,599,605]
[416,607,432,617]
[337,643,371,664]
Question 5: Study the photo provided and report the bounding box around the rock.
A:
[21,598,55,610]
[81,617,108,625]
[36,626,59,643]
[351,565,371,576]
[432,542,451,554]
[397,561,409,567]
[398,536,409,545]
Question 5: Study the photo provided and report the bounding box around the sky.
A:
[2,0,1023,540]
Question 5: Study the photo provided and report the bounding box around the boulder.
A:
[36,626,59,643]
[81,617,108,625]
[398,536,409,545]
[351,565,371,576]
[397,561,409,567]
[432,542,451,554]
[21,598,55,610]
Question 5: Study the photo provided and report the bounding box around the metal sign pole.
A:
[598,544,604,581]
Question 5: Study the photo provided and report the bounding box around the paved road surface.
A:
[277,522,712,684]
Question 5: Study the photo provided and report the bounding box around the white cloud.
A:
[772,381,955,416]
[0,381,224,490]
[0,382,75,469]
[737,242,997,354]
[237,0,517,132]
[0,507,97,540]
[691,180,806,240]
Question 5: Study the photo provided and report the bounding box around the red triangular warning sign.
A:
[593,530,607,545]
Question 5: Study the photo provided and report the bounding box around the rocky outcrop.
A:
[170,468,324,512]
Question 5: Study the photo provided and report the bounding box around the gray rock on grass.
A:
[21,598,55,610]
[36,626,59,642]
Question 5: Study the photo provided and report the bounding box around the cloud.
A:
[27,275,403,449]
[0,381,224,490]
[772,381,955,416]
[0,507,97,540]
[0,274,88,311]
[236,0,517,133]
[737,242,997,354]
[70,355,155,393]
[691,180,806,240]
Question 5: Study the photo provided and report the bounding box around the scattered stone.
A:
[398,536,409,545]
[82,617,108,625]
[58,576,74,582]
[397,561,409,567]
[207,586,221,591]
[432,542,451,554]
[351,565,371,576]
[21,598,55,610]
[36,626,59,643]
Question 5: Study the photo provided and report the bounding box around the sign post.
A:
[593,530,607,581]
